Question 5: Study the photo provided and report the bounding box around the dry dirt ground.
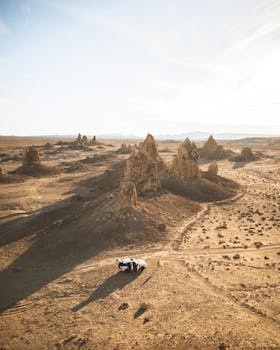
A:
[0,137,279,350]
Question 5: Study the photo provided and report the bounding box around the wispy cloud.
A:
[228,0,280,56]
[1,0,280,135]
[44,1,222,73]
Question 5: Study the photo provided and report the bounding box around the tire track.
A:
[189,267,280,326]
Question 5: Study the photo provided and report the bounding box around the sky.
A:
[0,0,280,136]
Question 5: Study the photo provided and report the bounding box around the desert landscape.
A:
[1,1,280,348]
[0,134,279,349]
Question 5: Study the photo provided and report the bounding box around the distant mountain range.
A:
[1,132,279,141]
[153,132,277,141]
[81,132,279,141]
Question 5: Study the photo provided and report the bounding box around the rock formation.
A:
[91,136,97,144]
[23,146,41,166]
[203,135,220,152]
[0,166,23,183]
[125,134,161,193]
[230,147,256,162]
[207,161,218,176]
[118,180,138,207]
[74,133,103,147]
[11,146,58,177]
[76,133,82,144]
[82,135,88,145]
[117,143,133,154]
[170,138,200,179]
[118,134,163,207]
[75,133,89,146]
[199,135,233,160]
[240,147,256,161]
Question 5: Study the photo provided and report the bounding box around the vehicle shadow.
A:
[72,271,140,312]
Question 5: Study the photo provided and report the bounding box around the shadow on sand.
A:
[0,161,128,314]
[72,271,140,312]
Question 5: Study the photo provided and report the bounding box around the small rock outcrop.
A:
[240,147,256,161]
[74,133,103,147]
[118,180,138,207]
[82,135,88,145]
[199,135,233,160]
[23,147,41,166]
[11,146,58,177]
[117,144,134,154]
[75,133,91,146]
[207,161,218,176]
[76,133,82,144]
[230,147,256,162]
[170,138,200,179]
[0,166,23,184]
[91,135,97,144]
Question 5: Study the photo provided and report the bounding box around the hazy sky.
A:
[1,0,280,136]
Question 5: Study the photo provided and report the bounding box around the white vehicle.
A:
[116,258,147,272]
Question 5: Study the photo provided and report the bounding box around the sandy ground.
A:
[0,137,279,349]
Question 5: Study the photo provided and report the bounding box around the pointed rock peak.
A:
[183,137,192,147]
[178,138,199,161]
[203,134,219,151]
[171,138,200,178]
[181,138,195,153]
[141,133,160,160]
[207,135,217,144]
[192,141,198,149]
[145,133,155,142]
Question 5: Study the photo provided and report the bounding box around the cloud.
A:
[227,0,280,58]
[44,1,224,74]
